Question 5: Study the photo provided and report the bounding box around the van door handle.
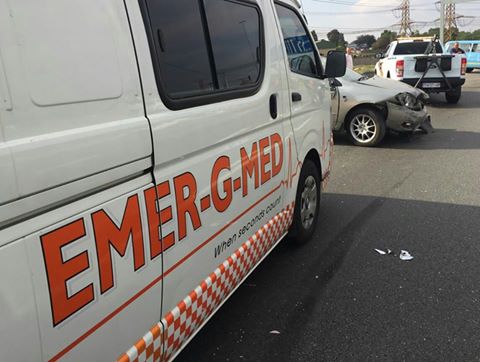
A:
[292,92,302,102]
[269,94,278,119]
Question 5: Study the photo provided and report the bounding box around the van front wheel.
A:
[289,159,321,245]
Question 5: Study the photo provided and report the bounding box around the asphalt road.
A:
[178,73,480,362]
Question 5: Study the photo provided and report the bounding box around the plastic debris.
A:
[399,250,414,261]
[375,249,396,256]
[269,330,281,335]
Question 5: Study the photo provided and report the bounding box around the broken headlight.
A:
[395,92,419,110]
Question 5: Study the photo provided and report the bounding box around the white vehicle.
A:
[0,1,344,361]
[375,37,467,104]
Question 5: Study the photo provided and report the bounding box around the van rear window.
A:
[142,0,264,109]
[394,42,443,55]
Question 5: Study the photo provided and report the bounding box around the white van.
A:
[0,0,345,361]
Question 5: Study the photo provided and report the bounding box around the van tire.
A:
[445,87,461,104]
[466,68,473,73]
[346,107,386,147]
[289,159,321,245]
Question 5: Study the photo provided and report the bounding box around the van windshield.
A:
[394,42,443,55]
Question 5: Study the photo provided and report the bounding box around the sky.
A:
[300,0,480,42]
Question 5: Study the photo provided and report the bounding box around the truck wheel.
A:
[445,87,461,104]
[466,68,473,73]
[346,107,386,147]
[289,159,321,245]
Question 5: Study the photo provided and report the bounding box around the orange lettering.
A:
[144,182,175,259]
[40,219,94,326]
[92,195,145,294]
[270,133,284,178]
[173,172,201,241]
[259,136,271,185]
[240,142,259,197]
[211,156,233,212]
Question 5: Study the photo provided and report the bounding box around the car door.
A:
[273,1,332,183]
[377,44,391,77]
[0,0,162,361]
[329,79,341,131]
[122,0,292,360]
[469,43,480,69]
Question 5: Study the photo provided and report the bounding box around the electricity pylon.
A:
[398,0,414,36]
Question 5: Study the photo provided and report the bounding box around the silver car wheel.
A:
[350,114,377,144]
[301,175,317,230]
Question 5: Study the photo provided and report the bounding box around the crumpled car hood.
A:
[345,76,426,103]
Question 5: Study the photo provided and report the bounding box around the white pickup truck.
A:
[375,38,467,104]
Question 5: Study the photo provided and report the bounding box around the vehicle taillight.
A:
[461,57,467,75]
[396,60,404,78]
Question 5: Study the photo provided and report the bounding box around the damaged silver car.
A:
[331,68,432,147]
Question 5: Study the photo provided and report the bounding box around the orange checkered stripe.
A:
[118,203,295,362]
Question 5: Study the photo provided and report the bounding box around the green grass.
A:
[353,64,376,74]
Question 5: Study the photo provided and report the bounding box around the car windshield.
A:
[394,41,443,55]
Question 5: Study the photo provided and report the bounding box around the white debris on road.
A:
[400,250,414,261]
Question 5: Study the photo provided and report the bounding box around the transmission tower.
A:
[397,0,413,37]
[445,3,457,41]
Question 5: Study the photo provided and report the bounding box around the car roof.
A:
[446,40,480,43]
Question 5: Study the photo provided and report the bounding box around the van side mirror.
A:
[375,53,384,59]
[324,51,346,78]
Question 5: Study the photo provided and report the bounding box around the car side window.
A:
[274,3,319,77]
[142,0,264,109]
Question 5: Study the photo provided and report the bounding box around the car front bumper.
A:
[386,102,432,133]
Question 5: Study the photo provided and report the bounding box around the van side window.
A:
[205,0,261,90]
[142,0,264,109]
[143,0,214,98]
[275,4,318,77]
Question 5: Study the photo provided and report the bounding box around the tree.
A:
[373,30,397,50]
[327,29,346,48]
[353,34,376,49]
[316,39,335,50]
